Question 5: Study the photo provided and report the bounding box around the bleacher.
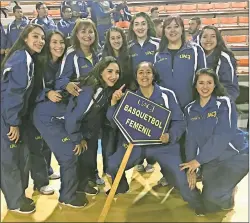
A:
[1,0,248,126]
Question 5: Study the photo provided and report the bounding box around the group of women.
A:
[1,11,248,217]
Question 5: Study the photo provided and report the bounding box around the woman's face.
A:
[24,27,45,54]
[109,31,123,52]
[196,74,215,99]
[164,19,183,43]
[133,16,148,39]
[200,28,217,55]
[76,25,95,47]
[136,62,154,88]
[101,62,120,87]
[50,33,65,61]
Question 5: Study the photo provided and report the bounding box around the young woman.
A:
[100,26,134,181]
[106,61,205,216]
[154,15,206,185]
[29,30,67,195]
[55,19,101,194]
[127,12,160,173]
[181,68,248,214]
[33,56,120,208]
[1,24,45,214]
[199,25,239,101]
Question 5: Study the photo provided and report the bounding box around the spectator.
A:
[188,17,201,44]
[152,18,163,38]
[150,7,159,19]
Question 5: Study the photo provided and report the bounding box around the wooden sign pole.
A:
[98,143,134,223]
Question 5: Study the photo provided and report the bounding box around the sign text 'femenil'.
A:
[113,91,171,145]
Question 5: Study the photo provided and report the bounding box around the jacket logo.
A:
[145,51,154,56]
[10,143,17,148]
[190,116,201,121]
[35,135,42,140]
[158,58,167,63]
[180,54,191,60]
[62,136,70,142]
[131,53,138,57]
[207,111,217,118]
[81,64,88,68]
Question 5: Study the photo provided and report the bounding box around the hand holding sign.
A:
[111,84,125,106]
[160,133,170,144]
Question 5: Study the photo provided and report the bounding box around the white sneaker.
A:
[39,185,54,195]
[49,172,60,180]
[158,177,168,186]
[145,164,155,173]
[136,164,145,172]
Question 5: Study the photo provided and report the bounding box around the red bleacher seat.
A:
[202,18,219,26]
[157,5,165,14]
[197,3,214,11]
[231,2,248,10]
[181,4,197,12]
[238,16,249,26]
[218,17,238,26]
[225,35,248,45]
[214,2,231,10]
[0,1,10,7]
[48,9,60,17]
[115,21,130,29]
[237,58,249,67]
[133,6,150,13]
[165,4,181,13]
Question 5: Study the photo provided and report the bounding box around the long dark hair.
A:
[102,27,132,87]
[192,68,228,100]
[158,15,186,52]
[199,25,236,71]
[127,12,156,41]
[1,24,45,71]
[78,56,121,91]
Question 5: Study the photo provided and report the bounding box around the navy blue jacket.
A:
[107,84,186,147]
[36,60,61,103]
[206,51,239,101]
[34,86,110,145]
[129,36,160,73]
[113,5,132,22]
[0,22,7,50]
[6,17,29,48]
[57,19,75,37]
[154,41,206,109]
[31,16,57,32]
[55,47,99,90]
[61,0,89,19]
[1,50,34,126]
[184,95,248,165]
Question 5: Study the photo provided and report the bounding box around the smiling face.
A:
[164,19,183,44]
[196,73,215,99]
[50,33,65,61]
[76,25,95,48]
[200,28,217,55]
[24,27,45,54]
[109,30,123,52]
[101,62,120,87]
[133,16,148,40]
[136,62,154,88]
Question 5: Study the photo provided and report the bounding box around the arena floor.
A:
[0,151,249,222]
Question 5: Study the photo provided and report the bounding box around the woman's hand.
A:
[180,159,201,174]
[47,90,62,103]
[7,126,20,144]
[111,84,125,106]
[73,144,83,156]
[66,82,81,96]
[187,172,197,190]
[80,139,88,152]
[160,133,169,144]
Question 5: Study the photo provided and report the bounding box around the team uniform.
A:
[113,5,132,23]
[57,18,75,38]
[31,16,57,32]
[106,84,203,210]
[206,51,239,101]
[129,36,160,74]
[185,96,249,212]
[33,85,112,203]
[154,41,206,110]
[0,22,7,59]
[1,50,35,210]
[61,0,89,21]
[6,17,29,48]
[91,1,114,46]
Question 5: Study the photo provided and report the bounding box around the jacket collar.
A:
[135,83,162,101]
[191,95,217,112]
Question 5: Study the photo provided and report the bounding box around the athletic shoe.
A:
[195,207,206,216]
[145,164,155,173]
[49,172,60,180]
[136,164,145,172]
[59,195,88,208]
[10,197,36,214]
[77,184,99,196]
[34,185,54,195]
[157,177,168,186]
[95,174,105,185]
